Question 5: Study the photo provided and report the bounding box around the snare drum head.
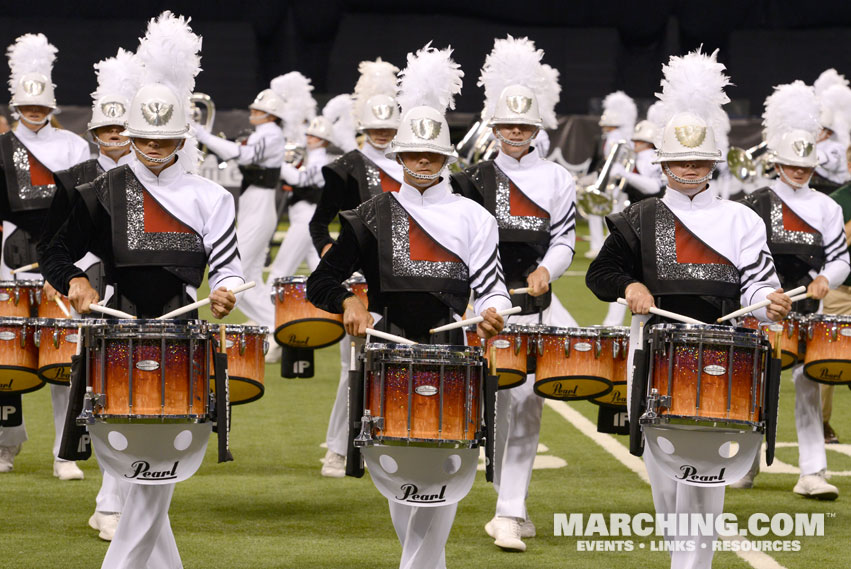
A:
[364,343,483,364]
[273,275,308,286]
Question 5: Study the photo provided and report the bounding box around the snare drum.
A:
[741,313,801,369]
[0,317,42,394]
[0,280,40,318]
[591,326,630,407]
[344,275,368,309]
[361,343,483,447]
[85,320,211,421]
[645,324,769,427]
[803,314,851,385]
[464,325,481,348]
[34,319,86,384]
[209,324,268,404]
[37,291,72,320]
[533,327,613,401]
[483,325,531,390]
[272,276,344,348]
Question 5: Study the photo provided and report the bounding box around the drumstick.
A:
[54,296,71,318]
[509,287,530,295]
[10,262,38,275]
[219,324,226,355]
[156,281,256,320]
[349,341,356,370]
[365,328,417,345]
[89,304,136,319]
[615,298,705,325]
[75,326,83,357]
[790,292,812,303]
[715,285,806,323]
[429,307,523,334]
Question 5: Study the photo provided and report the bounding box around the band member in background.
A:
[587,49,791,569]
[0,33,90,478]
[452,35,574,553]
[737,81,850,496]
[309,58,404,478]
[812,69,851,193]
[308,44,509,569]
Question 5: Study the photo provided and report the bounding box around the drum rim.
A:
[589,324,630,336]
[32,317,90,327]
[89,318,209,339]
[343,276,367,285]
[489,324,536,335]
[649,323,769,348]
[364,342,484,363]
[0,316,34,325]
[371,435,479,449]
[641,413,763,431]
[0,279,42,287]
[272,275,308,285]
[217,324,270,335]
[806,314,851,324]
[88,414,210,423]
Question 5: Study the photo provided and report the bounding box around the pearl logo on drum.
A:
[415,385,438,397]
[573,342,592,352]
[396,483,447,503]
[136,360,160,372]
[676,465,726,484]
[124,460,180,481]
[492,339,511,349]
[0,331,16,341]
[702,365,726,376]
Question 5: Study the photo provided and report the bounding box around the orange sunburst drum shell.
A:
[533,327,614,401]
[209,325,268,405]
[591,327,630,408]
[0,317,42,394]
[35,319,87,385]
[647,324,768,426]
[741,313,801,369]
[87,320,210,421]
[272,276,344,348]
[482,325,531,390]
[803,314,851,385]
[364,344,483,446]
[0,280,39,318]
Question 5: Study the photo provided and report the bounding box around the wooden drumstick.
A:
[716,285,806,323]
[10,262,38,275]
[789,292,812,303]
[365,328,417,345]
[616,298,705,325]
[75,326,83,357]
[429,307,522,334]
[219,324,227,355]
[54,296,71,318]
[509,287,530,295]
[89,304,136,319]
[156,281,256,320]
[349,341,356,370]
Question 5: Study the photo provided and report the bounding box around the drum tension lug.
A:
[354,410,377,448]
[640,389,669,425]
[77,388,100,426]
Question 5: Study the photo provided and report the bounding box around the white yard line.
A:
[544,400,789,569]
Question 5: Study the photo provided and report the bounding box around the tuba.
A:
[727,141,774,182]
[576,140,635,217]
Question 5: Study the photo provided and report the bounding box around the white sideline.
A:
[544,400,788,569]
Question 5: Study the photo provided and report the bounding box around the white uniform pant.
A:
[492,295,577,520]
[102,484,181,569]
[587,215,605,253]
[793,365,826,475]
[235,187,278,329]
[389,501,456,569]
[96,468,131,514]
[644,449,724,569]
[0,383,71,457]
[326,335,365,457]
[268,201,320,279]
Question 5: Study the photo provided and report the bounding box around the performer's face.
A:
[494,124,538,159]
[664,160,715,194]
[0,115,8,134]
[249,109,275,125]
[601,126,617,134]
[132,137,184,171]
[94,125,130,156]
[399,151,446,188]
[365,128,396,148]
[777,163,815,188]
[17,105,51,131]
[633,140,653,152]
[306,134,328,150]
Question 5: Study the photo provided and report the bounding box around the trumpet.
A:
[727,141,774,182]
[576,140,635,218]
[190,92,228,169]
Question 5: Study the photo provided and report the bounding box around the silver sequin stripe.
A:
[655,203,740,284]
[768,191,822,247]
[493,165,550,232]
[12,137,55,202]
[125,175,204,253]
[389,197,468,281]
[363,158,384,198]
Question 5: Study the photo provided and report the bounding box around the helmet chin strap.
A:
[398,157,443,185]
[95,137,130,149]
[366,133,390,150]
[778,165,812,189]
[130,139,180,169]
[18,114,51,127]
[663,163,716,189]
[494,128,537,148]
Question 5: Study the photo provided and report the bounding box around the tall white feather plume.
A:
[646,101,667,128]
[763,80,822,147]
[656,48,731,149]
[602,91,638,130]
[7,33,57,98]
[271,71,316,142]
[92,48,144,103]
[396,42,463,115]
[478,35,561,129]
[352,58,398,122]
[322,94,357,152]
[820,83,851,147]
[814,69,848,97]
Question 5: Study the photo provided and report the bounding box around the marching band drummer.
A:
[586,49,791,569]
[451,35,575,553]
[737,81,851,497]
[40,13,243,569]
[309,58,404,478]
[0,33,90,479]
[307,44,509,569]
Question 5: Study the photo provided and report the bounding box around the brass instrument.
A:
[283,142,306,167]
[576,140,635,217]
[727,141,774,182]
[454,119,498,171]
[190,92,228,169]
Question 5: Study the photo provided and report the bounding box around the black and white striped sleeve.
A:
[469,212,511,315]
[738,215,780,321]
[204,191,244,293]
[820,198,851,287]
[539,169,576,280]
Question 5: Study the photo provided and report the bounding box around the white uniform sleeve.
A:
[468,213,511,315]
[203,190,245,296]
[71,136,93,166]
[817,141,849,182]
[280,163,300,186]
[197,129,270,167]
[539,170,576,281]
[737,216,781,322]
[818,199,851,288]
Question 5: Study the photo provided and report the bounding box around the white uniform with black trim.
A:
[816,137,850,185]
[0,123,90,456]
[768,179,850,477]
[489,149,577,524]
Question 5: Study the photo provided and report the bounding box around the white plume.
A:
[814,68,848,97]
[646,101,667,128]
[819,83,851,147]
[396,42,463,115]
[602,91,638,130]
[271,71,316,142]
[353,58,398,122]
[322,94,357,152]
[478,35,561,129]
[656,48,731,148]
[92,48,144,104]
[7,33,57,98]
[763,80,822,148]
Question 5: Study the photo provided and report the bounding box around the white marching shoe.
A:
[794,470,838,501]
[53,460,84,480]
[519,518,536,538]
[485,516,526,552]
[0,444,22,472]
[89,511,120,541]
[320,449,346,478]
[265,336,282,364]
